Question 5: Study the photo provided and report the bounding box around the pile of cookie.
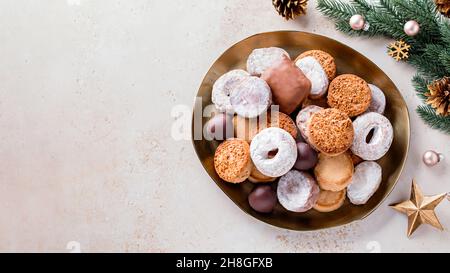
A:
[205,47,394,214]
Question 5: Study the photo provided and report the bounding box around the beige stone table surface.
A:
[0,0,449,252]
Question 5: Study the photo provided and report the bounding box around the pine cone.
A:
[435,0,450,17]
[425,76,450,116]
[273,0,308,20]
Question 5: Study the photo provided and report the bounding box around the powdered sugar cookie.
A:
[295,56,329,99]
[367,84,386,114]
[296,50,336,81]
[277,170,320,212]
[230,76,272,118]
[351,112,393,161]
[247,47,290,76]
[212,69,249,112]
[250,127,297,178]
[347,161,382,205]
[295,105,323,146]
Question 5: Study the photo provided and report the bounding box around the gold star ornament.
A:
[390,180,446,237]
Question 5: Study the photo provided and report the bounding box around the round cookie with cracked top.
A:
[296,50,337,81]
[214,139,252,183]
[307,108,354,156]
[327,74,371,117]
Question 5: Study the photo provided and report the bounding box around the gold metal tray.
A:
[192,31,410,231]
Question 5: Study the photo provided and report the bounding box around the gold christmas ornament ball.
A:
[349,14,365,30]
[272,0,308,20]
[404,20,420,36]
[422,150,444,167]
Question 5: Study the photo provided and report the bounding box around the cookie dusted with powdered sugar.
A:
[212,69,249,113]
[247,47,290,76]
[347,161,382,205]
[367,84,386,114]
[351,112,393,161]
[296,50,336,81]
[296,105,323,147]
[230,76,272,118]
[250,127,297,178]
[277,170,320,213]
[295,56,329,99]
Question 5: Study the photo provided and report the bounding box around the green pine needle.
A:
[440,21,450,45]
[417,105,450,134]
[412,74,429,99]
[317,0,357,21]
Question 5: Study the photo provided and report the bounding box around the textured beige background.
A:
[0,0,448,252]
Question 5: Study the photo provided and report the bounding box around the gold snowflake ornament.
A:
[387,40,411,61]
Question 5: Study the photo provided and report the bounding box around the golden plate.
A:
[191,31,410,231]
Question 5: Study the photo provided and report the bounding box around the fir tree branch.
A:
[390,0,442,46]
[440,51,450,74]
[366,11,408,39]
[417,105,450,134]
[408,44,448,78]
[377,0,400,16]
[317,0,357,20]
[412,74,429,99]
[351,0,373,13]
[440,21,450,45]
[317,0,450,135]
[335,19,365,35]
